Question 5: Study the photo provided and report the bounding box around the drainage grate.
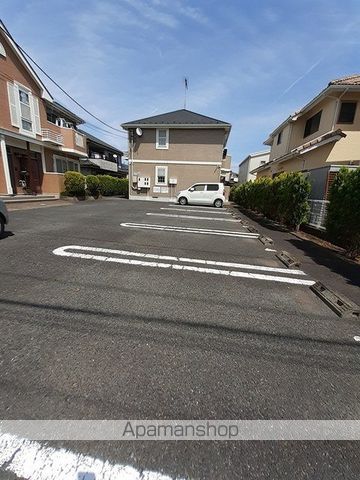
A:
[247,225,259,234]
[259,235,273,246]
[311,282,360,318]
[276,251,300,268]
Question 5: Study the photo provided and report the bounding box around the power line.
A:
[83,122,128,139]
[0,21,127,135]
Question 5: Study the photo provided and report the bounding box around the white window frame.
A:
[156,128,169,149]
[15,82,37,138]
[53,154,80,174]
[155,165,168,185]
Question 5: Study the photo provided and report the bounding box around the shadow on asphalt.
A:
[233,208,289,232]
[0,231,14,240]
[1,297,359,375]
[286,238,360,289]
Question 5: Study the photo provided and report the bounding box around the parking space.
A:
[1,198,360,479]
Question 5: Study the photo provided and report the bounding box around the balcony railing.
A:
[89,157,118,172]
[42,129,64,145]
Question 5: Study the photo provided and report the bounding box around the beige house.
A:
[121,109,231,202]
[252,75,360,199]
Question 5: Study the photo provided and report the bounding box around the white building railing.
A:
[307,200,329,230]
[42,129,64,145]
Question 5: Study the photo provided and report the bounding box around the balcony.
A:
[42,129,64,145]
[89,157,118,172]
[42,124,87,155]
[61,128,87,154]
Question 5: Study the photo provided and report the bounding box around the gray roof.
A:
[78,129,123,155]
[122,109,231,128]
[45,100,85,125]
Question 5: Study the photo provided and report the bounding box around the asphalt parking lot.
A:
[0,198,360,479]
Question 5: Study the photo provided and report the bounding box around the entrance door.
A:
[29,155,42,193]
[8,148,43,194]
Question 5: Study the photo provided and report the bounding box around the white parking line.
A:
[168,204,217,210]
[0,432,173,480]
[121,222,258,238]
[160,207,231,215]
[53,246,314,285]
[147,213,238,222]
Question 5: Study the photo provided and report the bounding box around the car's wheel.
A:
[0,216,5,238]
[179,197,188,206]
[214,199,223,208]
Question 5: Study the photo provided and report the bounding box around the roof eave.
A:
[0,21,53,102]
[121,123,231,129]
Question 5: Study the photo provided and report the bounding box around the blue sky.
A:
[2,0,360,168]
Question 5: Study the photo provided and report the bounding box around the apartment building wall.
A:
[0,30,47,138]
[238,152,270,183]
[132,128,225,162]
[289,97,337,151]
[269,124,292,161]
[130,127,226,201]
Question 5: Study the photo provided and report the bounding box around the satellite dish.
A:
[136,127,143,136]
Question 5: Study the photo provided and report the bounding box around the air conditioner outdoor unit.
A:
[138,177,151,188]
[169,178,177,185]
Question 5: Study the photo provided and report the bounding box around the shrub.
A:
[86,175,100,197]
[232,172,311,229]
[64,171,86,197]
[326,167,360,258]
[97,175,129,197]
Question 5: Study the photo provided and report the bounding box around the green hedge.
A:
[64,171,86,197]
[231,172,311,229]
[64,171,128,198]
[97,175,128,196]
[326,167,360,258]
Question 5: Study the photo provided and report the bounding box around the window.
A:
[338,102,357,124]
[0,42,6,57]
[18,87,33,132]
[54,156,80,173]
[7,82,41,136]
[304,111,322,138]
[191,184,205,191]
[206,184,219,191]
[277,130,282,145]
[156,129,169,149]
[155,165,168,185]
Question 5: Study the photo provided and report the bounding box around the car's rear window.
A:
[207,184,219,191]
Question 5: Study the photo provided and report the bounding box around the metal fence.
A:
[307,200,329,230]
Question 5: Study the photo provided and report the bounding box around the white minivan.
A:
[176,183,225,208]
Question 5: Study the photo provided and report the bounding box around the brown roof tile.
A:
[329,74,360,86]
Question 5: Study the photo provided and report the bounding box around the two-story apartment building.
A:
[0,21,89,196]
[78,130,127,178]
[121,109,231,202]
[238,150,270,184]
[252,75,360,200]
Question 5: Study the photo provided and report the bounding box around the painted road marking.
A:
[168,204,218,209]
[0,432,173,480]
[354,336,360,342]
[147,213,238,222]
[53,246,314,285]
[160,207,231,215]
[265,248,277,252]
[121,222,259,238]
